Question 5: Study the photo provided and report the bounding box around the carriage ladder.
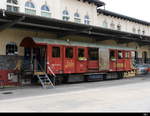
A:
[37,74,55,89]
[35,60,56,89]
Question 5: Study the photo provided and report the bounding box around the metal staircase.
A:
[35,60,56,89]
[37,74,55,89]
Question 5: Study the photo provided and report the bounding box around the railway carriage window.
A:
[52,47,60,58]
[118,51,123,59]
[110,51,115,60]
[88,48,98,60]
[78,48,87,61]
[125,52,130,59]
[7,0,19,12]
[66,47,73,58]
[6,43,18,55]
[78,48,84,57]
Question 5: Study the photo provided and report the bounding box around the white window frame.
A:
[6,0,19,12]
[62,9,70,21]
[102,20,108,28]
[74,12,81,23]
[110,21,115,29]
[84,15,90,25]
[41,5,51,18]
[117,24,121,31]
[6,42,18,56]
[132,27,136,33]
[25,1,36,15]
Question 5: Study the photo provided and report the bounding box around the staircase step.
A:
[37,74,55,89]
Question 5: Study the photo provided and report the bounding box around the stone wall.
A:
[0,55,23,70]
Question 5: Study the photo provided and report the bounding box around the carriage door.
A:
[33,46,47,73]
[76,47,88,73]
[88,48,99,72]
[124,51,131,71]
[63,46,75,74]
[109,49,117,72]
[47,45,63,74]
[117,50,124,71]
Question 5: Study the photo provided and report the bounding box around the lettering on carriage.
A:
[51,64,61,67]
[65,62,75,68]
[117,63,124,68]
[51,64,62,70]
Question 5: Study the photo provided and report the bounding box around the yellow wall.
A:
[0,29,150,59]
[0,29,56,56]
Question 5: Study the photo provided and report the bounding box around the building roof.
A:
[21,37,135,50]
[79,0,105,7]
[97,9,150,26]
[0,9,150,45]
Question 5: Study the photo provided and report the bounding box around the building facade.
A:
[0,0,150,85]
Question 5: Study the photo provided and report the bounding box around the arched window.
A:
[6,42,18,55]
[74,12,81,23]
[41,5,51,18]
[110,21,115,29]
[6,0,19,12]
[62,9,70,21]
[117,24,121,31]
[25,1,36,15]
[102,20,108,28]
[84,15,90,25]
[138,29,141,35]
[132,27,136,33]
[142,30,145,35]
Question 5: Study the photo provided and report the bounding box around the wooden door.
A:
[109,49,117,72]
[76,47,88,73]
[63,46,76,74]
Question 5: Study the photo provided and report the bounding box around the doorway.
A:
[142,51,148,64]
[24,46,46,73]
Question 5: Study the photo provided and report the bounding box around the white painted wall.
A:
[1,0,150,36]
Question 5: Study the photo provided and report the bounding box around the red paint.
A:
[63,46,76,74]
[47,45,63,74]
[87,47,99,72]
[75,47,88,73]
[88,61,99,71]
[0,70,18,86]
[116,50,125,71]
[124,51,132,71]
[109,49,117,72]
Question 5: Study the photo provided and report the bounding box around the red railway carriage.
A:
[20,37,135,83]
